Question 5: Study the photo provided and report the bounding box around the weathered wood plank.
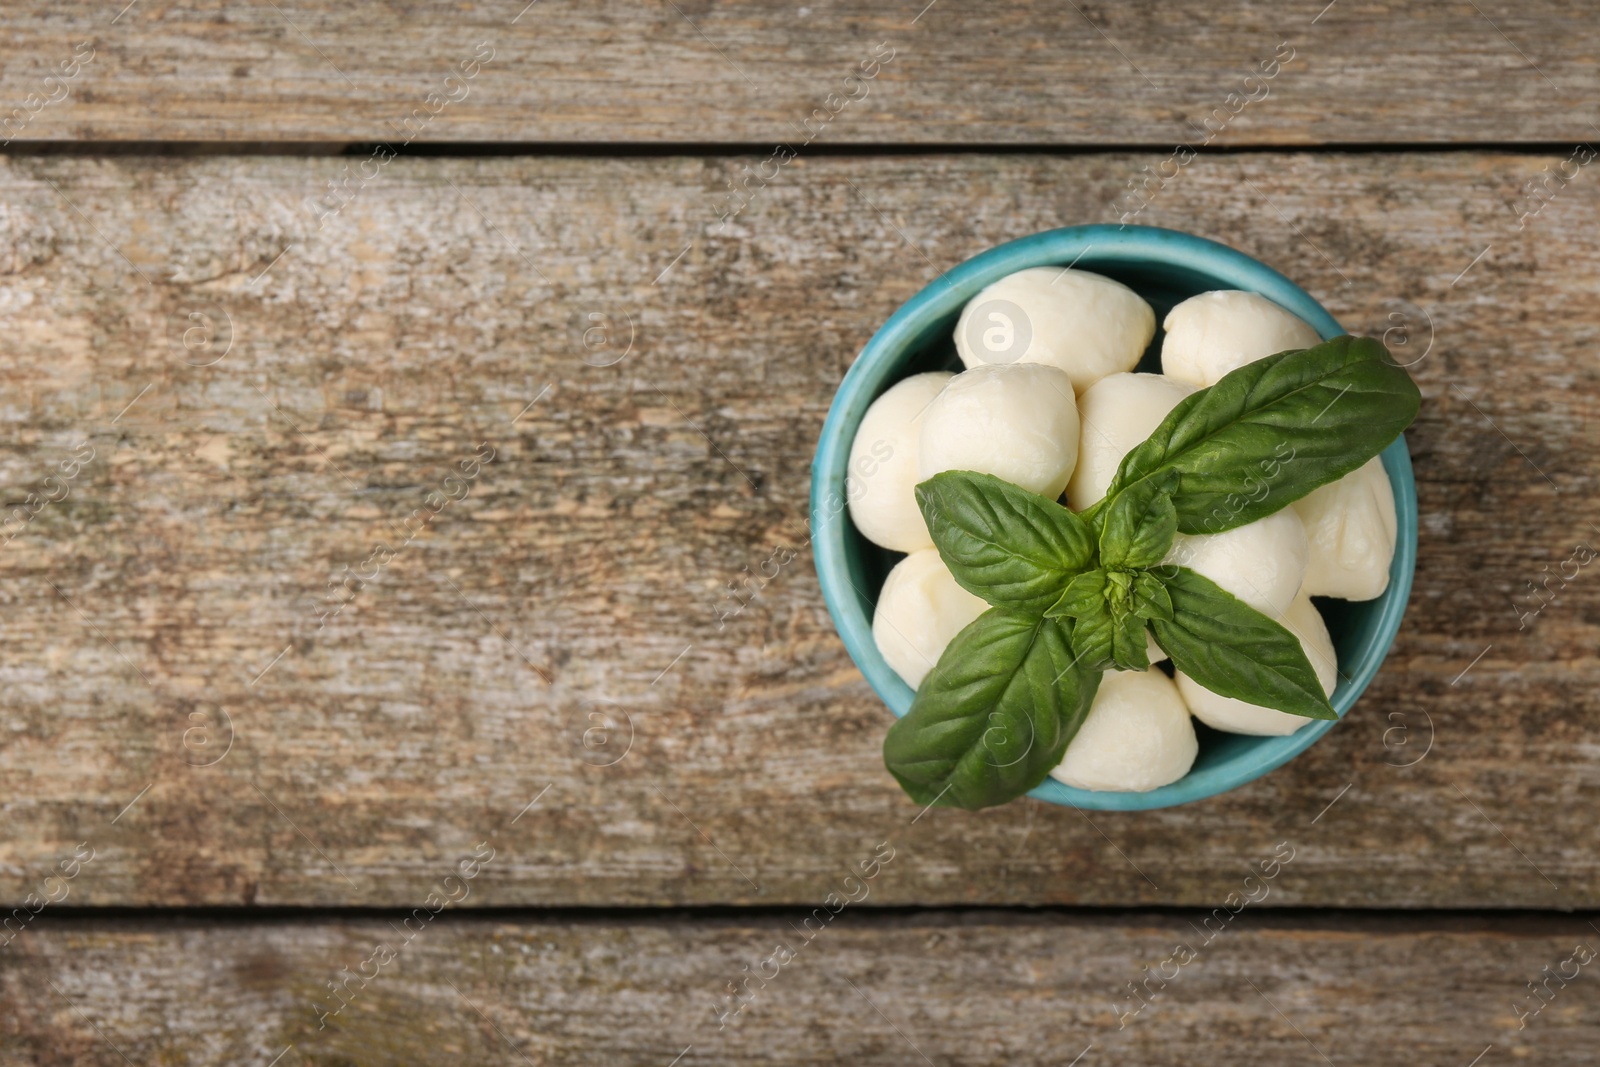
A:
[1,912,1594,1065]
[0,151,1596,909]
[0,1,1596,144]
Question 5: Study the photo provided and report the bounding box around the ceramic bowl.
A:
[809,224,1417,811]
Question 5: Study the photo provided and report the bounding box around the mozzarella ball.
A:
[1161,290,1322,388]
[1066,372,1196,509]
[846,371,955,552]
[918,363,1080,499]
[1050,668,1197,792]
[873,549,988,690]
[954,267,1155,393]
[1178,592,1339,736]
[1163,509,1309,618]
[1291,456,1397,601]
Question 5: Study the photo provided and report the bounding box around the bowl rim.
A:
[809,223,1417,811]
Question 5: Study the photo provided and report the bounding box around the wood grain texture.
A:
[0,1,1596,145]
[2,911,1596,1066]
[0,150,1596,909]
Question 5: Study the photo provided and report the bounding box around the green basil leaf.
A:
[916,471,1096,615]
[1044,570,1130,672]
[1104,569,1134,612]
[1107,336,1421,535]
[1063,604,1115,673]
[883,610,1102,810]
[1149,567,1336,720]
[1130,572,1173,621]
[1044,569,1108,619]
[1098,468,1178,568]
[1075,495,1110,537]
[1109,611,1150,672]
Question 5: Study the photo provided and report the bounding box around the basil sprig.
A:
[882,336,1420,811]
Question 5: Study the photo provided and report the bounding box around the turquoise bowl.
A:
[810,224,1417,811]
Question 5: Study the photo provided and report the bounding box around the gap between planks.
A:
[0,140,1593,159]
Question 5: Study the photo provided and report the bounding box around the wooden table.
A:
[1,2,1597,1063]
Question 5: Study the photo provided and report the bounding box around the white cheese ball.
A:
[1163,509,1309,618]
[1050,668,1197,792]
[918,363,1080,500]
[872,549,988,690]
[1178,592,1338,736]
[846,371,954,552]
[1066,372,1196,510]
[1161,290,1322,388]
[1291,456,1397,601]
[954,267,1156,393]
